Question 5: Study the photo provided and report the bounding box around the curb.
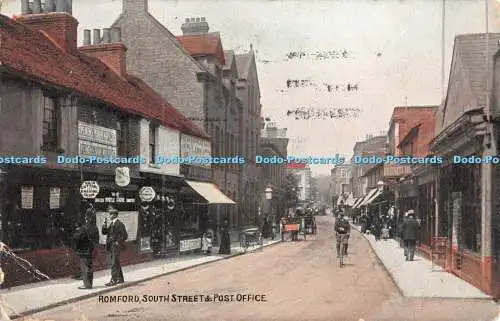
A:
[11,241,281,320]
[350,223,405,298]
[351,224,493,301]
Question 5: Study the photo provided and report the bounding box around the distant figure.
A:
[402,210,420,261]
[102,205,128,286]
[218,218,231,254]
[73,207,99,289]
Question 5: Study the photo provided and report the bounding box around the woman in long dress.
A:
[218,219,231,254]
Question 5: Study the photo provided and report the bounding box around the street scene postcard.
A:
[0,0,500,320]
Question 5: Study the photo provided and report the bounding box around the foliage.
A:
[283,172,299,209]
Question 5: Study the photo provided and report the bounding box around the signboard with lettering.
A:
[180,238,202,252]
[21,186,33,209]
[49,187,60,209]
[180,134,211,167]
[78,121,117,157]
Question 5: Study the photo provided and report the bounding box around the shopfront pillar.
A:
[481,145,494,294]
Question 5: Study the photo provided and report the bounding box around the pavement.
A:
[1,239,281,319]
[351,222,492,299]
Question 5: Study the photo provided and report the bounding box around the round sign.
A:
[80,181,100,199]
[139,186,156,202]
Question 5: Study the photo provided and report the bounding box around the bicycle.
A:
[336,233,349,268]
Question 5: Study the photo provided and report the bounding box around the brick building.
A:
[259,124,288,222]
[330,164,351,208]
[0,1,209,286]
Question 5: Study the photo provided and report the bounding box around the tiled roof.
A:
[176,32,225,65]
[0,14,207,139]
[390,106,438,147]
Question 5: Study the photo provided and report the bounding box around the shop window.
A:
[42,95,60,152]
[149,123,157,164]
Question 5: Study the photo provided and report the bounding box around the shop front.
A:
[180,180,236,250]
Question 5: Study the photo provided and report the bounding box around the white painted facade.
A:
[139,119,180,176]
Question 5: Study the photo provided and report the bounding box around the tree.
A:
[283,172,299,212]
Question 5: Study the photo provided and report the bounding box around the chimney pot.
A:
[93,29,101,45]
[32,0,42,13]
[44,0,55,12]
[21,0,29,14]
[83,29,91,46]
[190,17,196,22]
[185,18,189,22]
[111,27,121,43]
[102,28,111,44]
[55,0,66,12]
[201,17,206,22]
[196,17,201,22]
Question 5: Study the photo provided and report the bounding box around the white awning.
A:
[352,197,365,209]
[364,187,383,206]
[359,188,379,207]
[185,180,236,205]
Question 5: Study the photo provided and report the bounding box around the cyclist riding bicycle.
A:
[334,214,351,257]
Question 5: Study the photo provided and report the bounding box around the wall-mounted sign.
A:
[21,186,33,209]
[78,121,117,158]
[115,167,130,187]
[49,187,60,209]
[180,238,202,252]
[139,236,152,253]
[180,134,211,167]
[80,181,100,199]
[139,186,156,202]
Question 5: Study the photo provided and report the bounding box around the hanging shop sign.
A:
[139,186,156,202]
[115,167,131,187]
[78,121,117,158]
[80,181,100,199]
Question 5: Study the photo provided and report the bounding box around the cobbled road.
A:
[33,216,498,321]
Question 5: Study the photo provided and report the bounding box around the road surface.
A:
[32,216,498,321]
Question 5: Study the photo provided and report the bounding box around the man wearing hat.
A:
[401,209,420,261]
[102,205,128,286]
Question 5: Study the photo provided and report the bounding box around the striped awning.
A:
[359,188,380,207]
[352,196,365,209]
[363,187,383,206]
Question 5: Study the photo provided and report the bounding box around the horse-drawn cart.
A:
[303,214,318,240]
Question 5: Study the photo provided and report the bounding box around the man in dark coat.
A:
[402,209,420,261]
[73,207,99,289]
[102,205,128,286]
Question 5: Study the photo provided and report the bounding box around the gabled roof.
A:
[0,14,207,139]
[235,52,252,79]
[438,33,500,129]
[176,32,225,65]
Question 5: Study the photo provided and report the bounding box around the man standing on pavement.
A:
[401,209,420,261]
[102,205,128,286]
[74,207,99,289]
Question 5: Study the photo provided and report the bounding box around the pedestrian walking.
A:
[372,215,382,241]
[73,207,99,289]
[401,209,420,261]
[102,205,128,286]
[218,218,231,254]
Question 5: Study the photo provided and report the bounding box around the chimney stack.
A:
[16,0,78,53]
[101,28,111,44]
[111,27,121,43]
[44,0,55,12]
[181,16,209,35]
[32,0,42,13]
[83,29,91,46]
[79,27,128,76]
[92,29,101,45]
[122,0,148,14]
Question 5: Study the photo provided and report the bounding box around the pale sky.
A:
[3,0,499,175]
